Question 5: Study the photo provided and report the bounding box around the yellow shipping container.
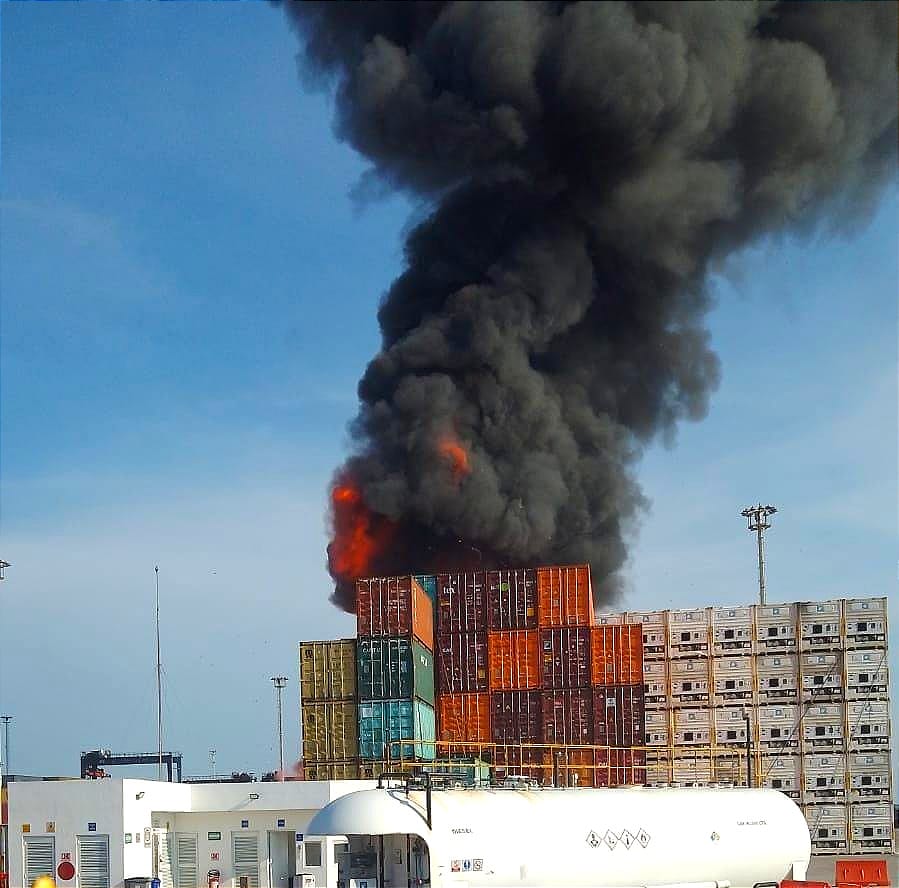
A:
[304,760,360,780]
[302,701,358,762]
[300,639,357,702]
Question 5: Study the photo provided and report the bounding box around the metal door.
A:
[23,836,55,887]
[232,832,260,888]
[77,834,110,888]
[267,832,293,888]
[175,833,199,888]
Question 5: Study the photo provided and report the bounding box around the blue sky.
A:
[1,4,896,780]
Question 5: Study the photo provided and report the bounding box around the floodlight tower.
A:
[741,504,777,606]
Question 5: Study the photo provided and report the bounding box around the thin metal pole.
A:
[155,566,163,781]
[271,677,288,779]
[741,505,776,606]
[0,716,11,778]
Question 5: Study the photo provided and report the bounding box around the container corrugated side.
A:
[592,684,645,748]
[541,688,593,745]
[356,575,434,650]
[301,701,358,762]
[437,692,491,750]
[590,625,643,685]
[487,568,537,630]
[540,627,591,688]
[536,565,593,628]
[356,637,435,704]
[487,630,541,690]
[490,689,542,743]
[299,639,356,702]
[413,574,438,602]
[303,760,360,780]
[357,699,436,761]
[436,632,487,694]
[436,571,488,634]
[492,746,551,784]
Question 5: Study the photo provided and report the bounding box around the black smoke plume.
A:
[282,1,897,611]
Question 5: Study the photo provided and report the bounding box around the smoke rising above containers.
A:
[282,2,898,611]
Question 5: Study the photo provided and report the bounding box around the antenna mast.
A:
[155,565,163,780]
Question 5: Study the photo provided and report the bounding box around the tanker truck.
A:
[307,778,811,888]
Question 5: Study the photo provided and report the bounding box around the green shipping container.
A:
[357,637,435,704]
[357,699,437,760]
[414,575,438,601]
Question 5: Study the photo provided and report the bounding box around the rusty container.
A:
[592,684,646,748]
[542,688,594,745]
[490,689,543,743]
[436,571,488,634]
[540,627,591,688]
[436,632,488,694]
[491,745,552,784]
[487,568,538,630]
[356,575,434,650]
[537,565,594,627]
[590,625,644,686]
[437,692,491,753]
[488,630,541,690]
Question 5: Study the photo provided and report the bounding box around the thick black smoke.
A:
[283,1,897,611]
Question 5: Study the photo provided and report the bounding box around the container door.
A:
[77,834,110,888]
[268,831,295,888]
[233,832,260,888]
[174,833,199,888]
[23,836,55,887]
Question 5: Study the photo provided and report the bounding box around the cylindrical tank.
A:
[308,786,811,888]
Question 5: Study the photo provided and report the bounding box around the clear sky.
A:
[1,4,896,780]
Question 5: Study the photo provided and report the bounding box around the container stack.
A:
[601,596,892,856]
[299,639,359,779]
[356,576,437,767]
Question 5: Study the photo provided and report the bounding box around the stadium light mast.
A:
[741,504,777,606]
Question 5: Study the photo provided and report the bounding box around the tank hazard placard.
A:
[586,829,651,850]
[451,859,484,872]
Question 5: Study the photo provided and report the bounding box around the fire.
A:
[328,474,395,584]
[438,436,471,483]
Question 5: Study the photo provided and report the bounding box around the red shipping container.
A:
[438,693,491,753]
[490,690,543,743]
[437,572,488,634]
[542,688,593,745]
[540,627,591,688]
[592,684,646,748]
[595,748,646,787]
[491,745,551,784]
[558,747,600,788]
[537,565,594,627]
[591,625,644,685]
[356,576,434,650]
[487,568,538,630]
[488,630,541,690]
[436,632,488,694]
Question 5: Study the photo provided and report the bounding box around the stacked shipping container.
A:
[606,596,892,855]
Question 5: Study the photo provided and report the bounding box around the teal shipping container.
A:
[357,637,436,704]
[358,699,437,760]
[414,574,438,602]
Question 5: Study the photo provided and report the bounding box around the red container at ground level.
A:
[593,684,646,748]
[491,690,543,743]
[491,746,552,784]
[541,627,591,688]
[591,625,643,685]
[595,749,647,787]
[436,632,488,694]
[437,693,491,753]
[537,565,593,627]
[488,630,541,689]
[542,688,593,745]
[437,572,487,634]
[356,576,434,650]
[487,568,538,630]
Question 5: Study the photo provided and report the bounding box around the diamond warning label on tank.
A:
[636,829,650,848]
[620,830,635,849]
[603,830,618,850]
[586,831,600,848]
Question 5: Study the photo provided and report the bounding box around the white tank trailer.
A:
[309,783,811,888]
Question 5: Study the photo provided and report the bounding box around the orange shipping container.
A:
[438,693,491,752]
[356,576,434,650]
[537,565,594,628]
[590,625,644,685]
[488,630,541,690]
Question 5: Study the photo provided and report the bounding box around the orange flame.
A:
[438,436,471,483]
[328,475,395,583]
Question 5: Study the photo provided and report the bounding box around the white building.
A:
[7,778,375,888]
